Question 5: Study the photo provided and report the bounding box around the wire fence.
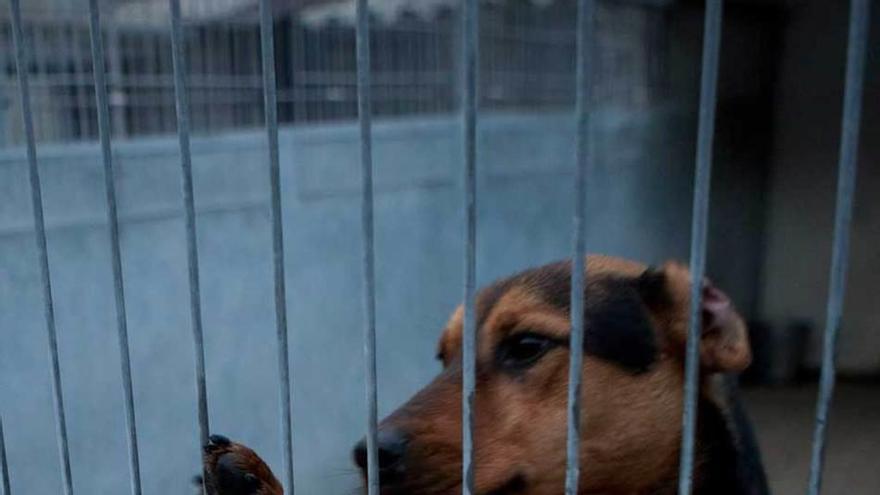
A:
[0,0,872,494]
[0,0,668,146]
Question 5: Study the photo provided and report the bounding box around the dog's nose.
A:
[353,428,409,477]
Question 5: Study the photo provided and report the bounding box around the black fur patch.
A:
[478,262,657,374]
[582,277,658,373]
[214,453,261,495]
[636,265,674,310]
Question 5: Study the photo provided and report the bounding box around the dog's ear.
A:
[637,261,751,372]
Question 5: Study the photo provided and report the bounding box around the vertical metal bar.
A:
[87,2,143,495]
[144,32,162,134]
[678,1,723,494]
[200,27,213,133]
[169,0,210,447]
[70,25,91,140]
[564,0,594,493]
[258,1,295,493]
[0,25,9,147]
[31,23,49,142]
[807,1,871,493]
[355,0,379,492]
[7,2,75,493]
[461,0,478,492]
[159,34,174,134]
[0,416,11,495]
[107,21,126,138]
[250,29,262,127]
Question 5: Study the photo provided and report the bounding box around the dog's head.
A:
[353,255,751,494]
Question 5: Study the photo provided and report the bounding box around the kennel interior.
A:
[0,0,878,494]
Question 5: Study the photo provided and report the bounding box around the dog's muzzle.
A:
[353,427,410,483]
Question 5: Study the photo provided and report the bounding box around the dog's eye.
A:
[497,333,554,370]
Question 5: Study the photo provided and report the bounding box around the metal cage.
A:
[0,0,872,494]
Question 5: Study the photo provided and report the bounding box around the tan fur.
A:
[197,255,753,494]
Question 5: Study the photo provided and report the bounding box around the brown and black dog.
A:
[201,255,769,495]
[351,255,768,494]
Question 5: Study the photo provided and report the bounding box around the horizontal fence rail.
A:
[806,0,871,494]
[7,0,75,493]
[678,1,724,494]
[87,1,143,494]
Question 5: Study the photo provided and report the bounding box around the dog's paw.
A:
[198,434,283,495]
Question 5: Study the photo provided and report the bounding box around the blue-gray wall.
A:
[0,109,715,493]
[760,0,880,373]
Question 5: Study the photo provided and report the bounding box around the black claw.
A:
[209,434,231,446]
[204,433,232,453]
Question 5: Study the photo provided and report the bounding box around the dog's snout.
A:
[353,428,409,478]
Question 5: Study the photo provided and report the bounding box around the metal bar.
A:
[31,23,50,142]
[87,2,143,495]
[7,1,75,493]
[169,0,210,447]
[107,21,126,138]
[137,33,162,134]
[677,1,723,494]
[70,25,92,139]
[258,1,295,493]
[0,416,10,495]
[564,0,594,493]
[807,1,871,493]
[461,0,478,492]
[355,0,379,492]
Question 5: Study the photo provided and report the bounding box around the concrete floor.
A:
[742,383,880,495]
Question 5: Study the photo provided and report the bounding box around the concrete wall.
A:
[1,110,708,494]
[760,0,880,373]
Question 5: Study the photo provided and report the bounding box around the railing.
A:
[0,0,872,494]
